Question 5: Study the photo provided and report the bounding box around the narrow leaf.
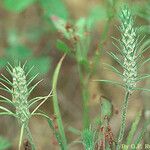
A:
[94,79,124,87]
[136,74,150,82]
[103,63,123,77]
[126,111,141,146]
[107,51,123,68]
[134,119,150,147]
[56,40,71,54]
[52,55,67,149]
[0,106,14,114]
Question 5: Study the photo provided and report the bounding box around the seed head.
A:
[120,6,138,93]
[12,66,30,125]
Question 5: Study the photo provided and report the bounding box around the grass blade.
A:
[126,111,141,146]
[52,55,67,150]
[134,119,150,148]
[32,112,64,149]
[94,79,124,87]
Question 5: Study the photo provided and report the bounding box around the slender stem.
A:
[117,91,130,150]
[78,64,90,129]
[98,1,116,58]
[18,124,25,150]
[25,126,36,150]
[82,83,90,129]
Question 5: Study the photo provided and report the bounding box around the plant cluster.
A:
[0,1,150,150]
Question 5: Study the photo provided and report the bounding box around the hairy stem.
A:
[117,91,130,150]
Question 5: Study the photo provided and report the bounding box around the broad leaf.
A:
[0,136,11,150]
[3,0,35,12]
[6,45,33,60]
[39,0,68,19]
[56,40,71,54]
[27,56,51,75]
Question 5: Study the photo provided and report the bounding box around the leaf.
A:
[31,91,52,114]
[6,45,33,60]
[25,26,45,43]
[82,128,96,150]
[133,2,150,21]
[68,126,81,135]
[52,55,67,149]
[139,39,150,54]
[47,118,64,149]
[32,112,64,149]
[139,57,150,69]
[76,41,90,71]
[0,59,7,69]
[139,25,150,34]
[75,18,87,39]
[107,51,123,68]
[136,74,150,82]
[27,56,51,75]
[100,96,112,118]
[0,136,11,150]
[107,0,115,6]
[0,106,14,115]
[39,0,68,19]
[133,87,150,92]
[126,111,141,147]
[134,119,150,147]
[103,63,123,77]
[88,5,107,24]
[3,0,35,12]
[50,15,70,39]
[7,30,20,47]
[94,79,124,88]
[56,40,71,54]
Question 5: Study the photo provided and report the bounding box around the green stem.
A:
[117,91,130,150]
[99,1,115,57]
[82,84,90,129]
[18,124,25,150]
[78,64,90,129]
[90,2,116,80]
[25,126,35,150]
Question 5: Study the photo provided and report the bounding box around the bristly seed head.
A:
[12,66,30,125]
[119,6,138,93]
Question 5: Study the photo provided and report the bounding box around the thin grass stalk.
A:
[19,124,25,150]
[82,83,90,129]
[78,64,90,129]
